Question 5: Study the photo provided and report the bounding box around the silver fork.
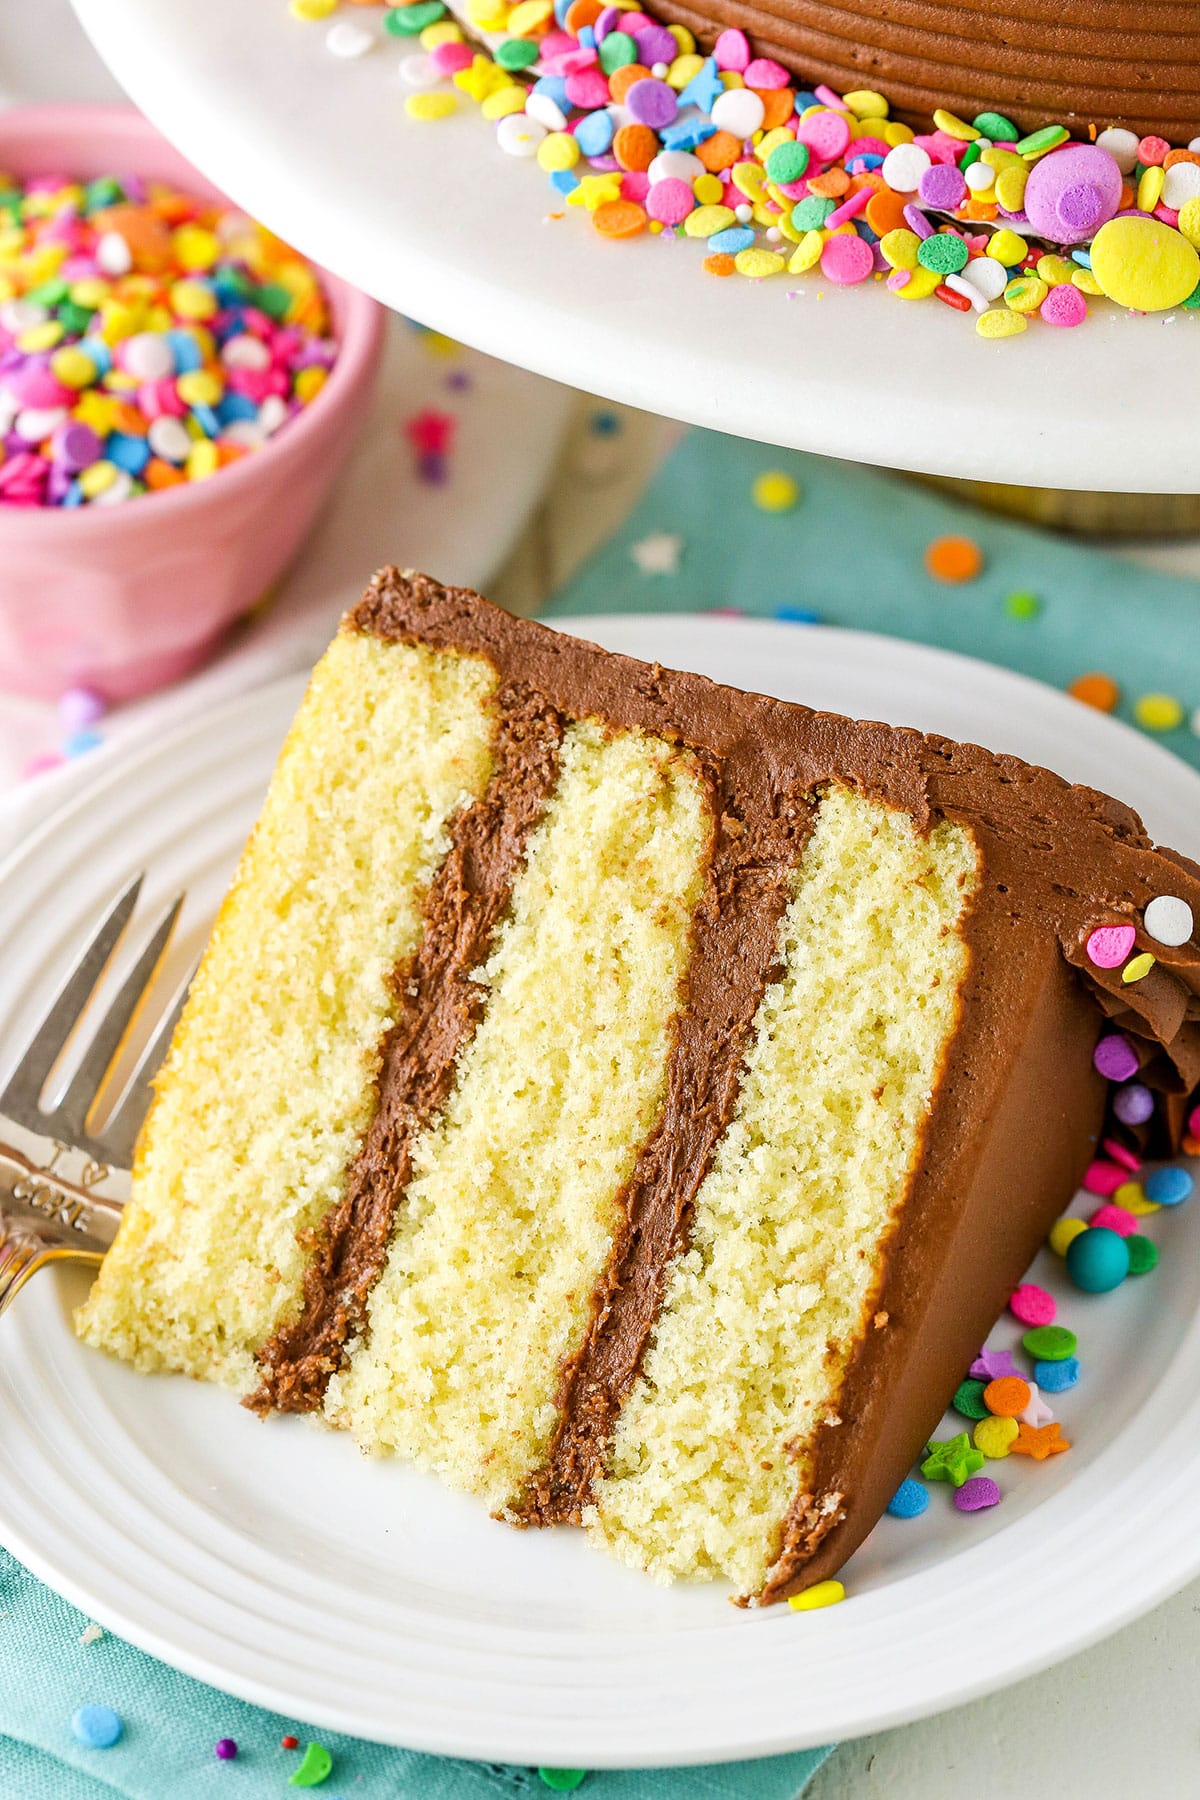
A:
[0,875,189,1317]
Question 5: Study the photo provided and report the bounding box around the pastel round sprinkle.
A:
[710,88,764,139]
[1086,924,1136,968]
[1089,215,1200,310]
[626,77,677,129]
[953,1475,1000,1513]
[1022,1323,1077,1361]
[1143,894,1194,946]
[983,1375,1031,1418]
[538,1774,587,1792]
[917,163,967,210]
[1069,672,1120,711]
[973,1415,1019,1459]
[1093,1034,1139,1082]
[796,111,850,162]
[925,535,983,582]
[1089,1203,1137,1236]
[1009,1282,1055,1327]
[952,1378,989,1420]
[787,1579,845,1611]
[1114,1181,1159,1216]
[1097,126,1141,172]
[819,233,874,284]
[497,114,548,156]
[215,1738,238,1760]
[1122,952,1156,984]
[1144,1165,1194,1206]
[1127,1235,1160,1274]
[72,1705,122,1749]
[1066,1223,1130,1292]
[1049,1216,1088,1257]
[917,232,969,275]
[1135,693,1184,732]
[1022,143,1122,243]
[886,1478,929,1518]
[752,470,800,512]
[881,143,931,192]
[406,90,457,119]
[735,248,785,278]
[1034,1356,1080,1393]
[1040,282,1087,326]
[974,111,1018,142]
[765,141,811,186]
[646,177,695,224]
[1113,1082,1155,1126]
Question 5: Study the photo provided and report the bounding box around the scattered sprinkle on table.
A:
[787,1578,845,1611]
[289,1740,334,1786]
[71,1704,122,1749]
[925,534,984,582]
[538,1770,588,1790]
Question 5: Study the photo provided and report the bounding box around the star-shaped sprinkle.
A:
[1018,1380,1054,1428]
[678,56,723,112]
[568,173,623,212]
[921,1432,986,1488]
[454,55,509,102]
[970,1347,1020,1382]
[1010,1421,1070,1461]
[630,531,683,575]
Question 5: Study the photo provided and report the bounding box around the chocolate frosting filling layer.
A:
[275,570,1200,1596]
[248,682,563,1416]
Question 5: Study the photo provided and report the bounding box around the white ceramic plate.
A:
[70,0,1200,491]
[1,616,1198,1766]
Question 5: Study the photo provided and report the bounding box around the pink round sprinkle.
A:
[796,110,851,163]
[1189,1103,1200,1138]
[1009,1283,1056,1327]
[1086,924,1136,969]
[1101,1137,1141,1173]
[566,69,611,110]
[1094,1034,1140,1082]
[712,26,750,70]
[1089,1203,1137,1236]
[645,177,695,225]
[430,40,473,73]
[1040,283,1088,327]
[620,170,649,203]
[819,233,874,285]
[954,1475,1001,1512]
[744,57,789,89]
[1082,1159,1125,1196]
[1139,134,1170,166]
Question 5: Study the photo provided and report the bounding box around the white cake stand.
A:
[70,0,1200,492]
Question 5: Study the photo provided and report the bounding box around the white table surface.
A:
[9,2,1200,1792]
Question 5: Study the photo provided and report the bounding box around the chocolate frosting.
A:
[649,1,1200,139]
[281,570,1200,1598]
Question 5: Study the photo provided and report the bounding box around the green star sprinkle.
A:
[922,1432,986,1487]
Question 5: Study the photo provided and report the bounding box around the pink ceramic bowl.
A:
[0,105,385,701]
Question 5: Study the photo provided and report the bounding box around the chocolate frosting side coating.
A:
[649,1,1200,139]
[342,571,1200,1596]
[247,683,564,1416]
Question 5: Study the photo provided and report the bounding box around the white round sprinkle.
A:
[122,331,174,381]
[710,87,764,140]
[734,202,753,223]
[958,254,1008,301]
[90,469,134,507]
[220,333,272,371]
[220,419,266,451]
[95,230,133,276]
[326,20,373,56]
[1144,895,1194,947]
[647,149,703,185]
[259,394,289,436]
[880,142,930,193]
[651,61,669,77]
[496,113,547,156]
[525,91,568,132]
[147,415,192,464]
[965,161,995,193]
[1096,127,1140,173]
[765,225,781,242]
[1163,161,1200,209]
[0,298,48,334]
[398,52,437,85]
[15,406,67,443]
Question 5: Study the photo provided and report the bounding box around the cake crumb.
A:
[79,1623,103,1646]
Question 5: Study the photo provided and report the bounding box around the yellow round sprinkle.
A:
[720,70,744,90]
[684,204,736,239]
[667,22,695,53]
[933,107,979,141]
[843,88,888,119]
[69,277,109,309]
[421,20,464,44]
[732,161,767,200]
[1090,216,1200,311]
[693,173,723,205]
[537,132,579,172]
[974,1415,1019,1459]
[988,227,1027,266]
[1036,254,1074,286]
[1177,195,1200,247]
[880,120,914,145]
[176,369,223,408]
[294,366,328,403]
[787,1580,845,1612]
[880,227,920,270]
[787,230,825,272]
[1115,1181,1160,1216]
[481,84,529,119]
[994,166,1029,212]
[1122,952,1156,984]
[1048,1216,1088,1257]
[406,90,458,120]
[981,146,1023,172]
[289,0,337,18]
[186,440,220,480]
[507,0,552,26]
[977,308,1028,338]
[172,224,220,271]
[752,470,800,512]
[1134,692,1184,731]
[1137,165,1165,212]
[667,53,703,89]
[1005,275,1048,313]
[1072,267,1104,295]
[50,346,97,389]
[736,248,785,278]
[17,321,64,353]
[78,460,118,498]
[170,279,218,321]
[892,265,941,300]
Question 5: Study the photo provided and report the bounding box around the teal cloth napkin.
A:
[544,429,1200,775]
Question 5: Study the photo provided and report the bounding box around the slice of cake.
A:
[77,571,1200,1603]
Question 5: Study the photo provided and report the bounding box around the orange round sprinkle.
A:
[703,252,737,275]
[755,87,796,130]
[144,457,186,490]
[808,168,851,198]
[865,187,909,236]
[1118,179,1136,211]
[962,200,999,221]
[1069,671,1120,712]
[1164,148,1200,169]
[612,124,658,172]
[695,130,743,172]
[564,0,602,30]
[607,62,651,103]
[592,198,647,239]
[983,1376,1032,1418]
[925,534,984,582]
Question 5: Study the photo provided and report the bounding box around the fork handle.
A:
[0,1132,128,1255]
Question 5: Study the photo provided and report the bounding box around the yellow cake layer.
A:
[588,785,980,1595]
[77,633,498,1385]
[325,718,712,1508]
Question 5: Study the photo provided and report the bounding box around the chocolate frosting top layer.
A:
[339,570,1200,1596]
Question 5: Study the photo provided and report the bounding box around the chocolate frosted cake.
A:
[78,572,1200,1602]
[650,2,1200,139]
